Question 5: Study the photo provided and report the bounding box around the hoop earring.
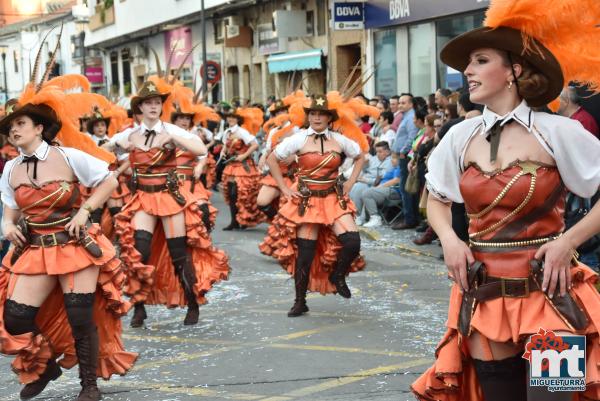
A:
[508,81,514,90]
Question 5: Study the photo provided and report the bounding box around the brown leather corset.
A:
[15,181,80,235]
[297,151,343,191]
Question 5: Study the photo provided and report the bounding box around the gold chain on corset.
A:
[469,162,540,239]
[21,182,70,218]
[469,235,558,248]
[468,171,526,218]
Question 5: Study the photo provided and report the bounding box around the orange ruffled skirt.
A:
[204,154,217,190]
[180,178,217,227]
[0,224,137,384]
[411,263,600,401]
[222,161,265,227]
[115,186,229,307]
[259,192,366,295]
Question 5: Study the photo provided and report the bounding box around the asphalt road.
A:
[0,193,451,401]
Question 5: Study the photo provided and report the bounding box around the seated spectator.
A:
[350,141,393,225]
[360,153,401,228]
[443,103,458,122]
[375,111,396,148]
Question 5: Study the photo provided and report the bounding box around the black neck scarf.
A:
[22,155,39,180]
[144,129,157,147]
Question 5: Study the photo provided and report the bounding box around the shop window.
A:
[374,29,397,98]
[110,51,119,95]
[436,12,485,91]
[408,22,434,97]
[121,48,131,95]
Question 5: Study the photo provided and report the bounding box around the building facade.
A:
[364,0,489,98]
[84,0,332,105]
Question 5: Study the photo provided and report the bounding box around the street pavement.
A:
[0,194,452,401]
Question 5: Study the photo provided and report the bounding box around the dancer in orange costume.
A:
[256,98,300,221]
[171,104,218,232]
[412,1,600,400]
[220,106,266,230]
[105,81,229,327]
[0,35,136,401]
[265,94,376,317]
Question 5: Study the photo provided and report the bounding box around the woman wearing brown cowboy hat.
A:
[412,0,600,400]
[0,45,137,400]
[104,81,229,327]
[265,93,369,317]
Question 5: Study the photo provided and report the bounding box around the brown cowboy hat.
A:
[269,99,289,114]
[0,102,62,140]
[86,109,111,134]
[130,81,170,114]
[170,104,196,124]
[303,94,338,122]
[440,26,564,107]
[223,108,244,125]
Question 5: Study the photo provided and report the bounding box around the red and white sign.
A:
[200,61,221,85]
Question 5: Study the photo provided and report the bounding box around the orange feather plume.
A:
[326,91,369,152]
[45,74,91,92]
[18,85,115,163]
[237,107,264,135]
[485,0,600,92]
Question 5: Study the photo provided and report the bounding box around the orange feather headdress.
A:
[485,0,600,93]
[3,25,115,163]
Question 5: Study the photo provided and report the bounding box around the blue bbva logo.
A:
[523,328,586,391]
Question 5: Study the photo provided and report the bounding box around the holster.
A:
[190,176,196,193]
[335,177,347,210]
[458,261,486,336]
[166,170,186,206]
[297,179,311,217]
[78,223,103,258]
[129,169,139,194]
[530,259,589,331]
[241,159,251,173]
[10,218,30,265]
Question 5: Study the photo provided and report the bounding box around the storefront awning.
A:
[267,49,323,73]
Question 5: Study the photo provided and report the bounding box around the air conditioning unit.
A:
[225,15,243,27]
[226,25,240,38]
[131,44,148,60]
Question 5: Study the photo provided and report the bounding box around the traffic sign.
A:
[200,61,221,85]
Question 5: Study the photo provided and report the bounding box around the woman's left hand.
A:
[65,209,90,240]
[534,236,575,298]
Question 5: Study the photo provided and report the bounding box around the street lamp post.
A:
[201,0,207,97]
[0,46,8,102]
[76,20,88,79]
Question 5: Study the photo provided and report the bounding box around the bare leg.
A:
[257,186,281,220]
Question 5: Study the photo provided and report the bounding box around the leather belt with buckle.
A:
[474,275,538,302]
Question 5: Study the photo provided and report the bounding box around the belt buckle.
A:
[177,173,187,182]
[500,277,529,298]
[41,233,58,248]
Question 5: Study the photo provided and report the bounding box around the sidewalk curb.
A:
[358,227,439,259]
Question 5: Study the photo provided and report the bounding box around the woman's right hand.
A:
[281,186,301,199]
[4,222,26,248]
[440,234,475,292]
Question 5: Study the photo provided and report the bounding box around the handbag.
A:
[405,168,419,194]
